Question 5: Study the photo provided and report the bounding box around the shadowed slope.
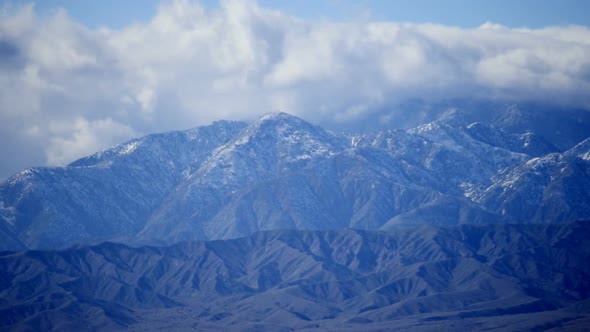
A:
[1,222,590,331]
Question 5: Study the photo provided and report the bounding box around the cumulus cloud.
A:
[45,117,136,165]
[1,0,590,178]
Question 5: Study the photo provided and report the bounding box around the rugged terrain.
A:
[2,103,590,330]
[2,222,590,331]
[1,104,590,250]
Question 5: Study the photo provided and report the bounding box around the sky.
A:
[1,0,590,179]
[19,0,590,29]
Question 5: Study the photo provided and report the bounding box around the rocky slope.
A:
[0,121,247,250]
[1,106,590,250]
[1,223,589,331]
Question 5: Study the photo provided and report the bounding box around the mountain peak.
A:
[252,112,312,129]
[229,111,341,148]
[258,111,300,121]
[193,111,347,185]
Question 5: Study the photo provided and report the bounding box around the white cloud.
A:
[46,117,136,166]
[0,0,589,178]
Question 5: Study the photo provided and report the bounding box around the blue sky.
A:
[15,0,590,28]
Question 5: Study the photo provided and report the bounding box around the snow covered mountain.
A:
[138,113,349,243]
[0,121,247,250]
[1,107,590,250]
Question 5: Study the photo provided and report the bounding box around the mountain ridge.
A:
[1,107,590,250]
[1,222,589,331]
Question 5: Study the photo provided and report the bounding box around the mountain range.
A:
[1,104,590,251]
[1,102,590,330]
[2,223,590,331]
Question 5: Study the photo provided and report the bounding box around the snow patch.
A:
[119,140,141,155]
[0,202,16,226]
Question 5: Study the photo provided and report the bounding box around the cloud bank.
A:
[1,0,590,178]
